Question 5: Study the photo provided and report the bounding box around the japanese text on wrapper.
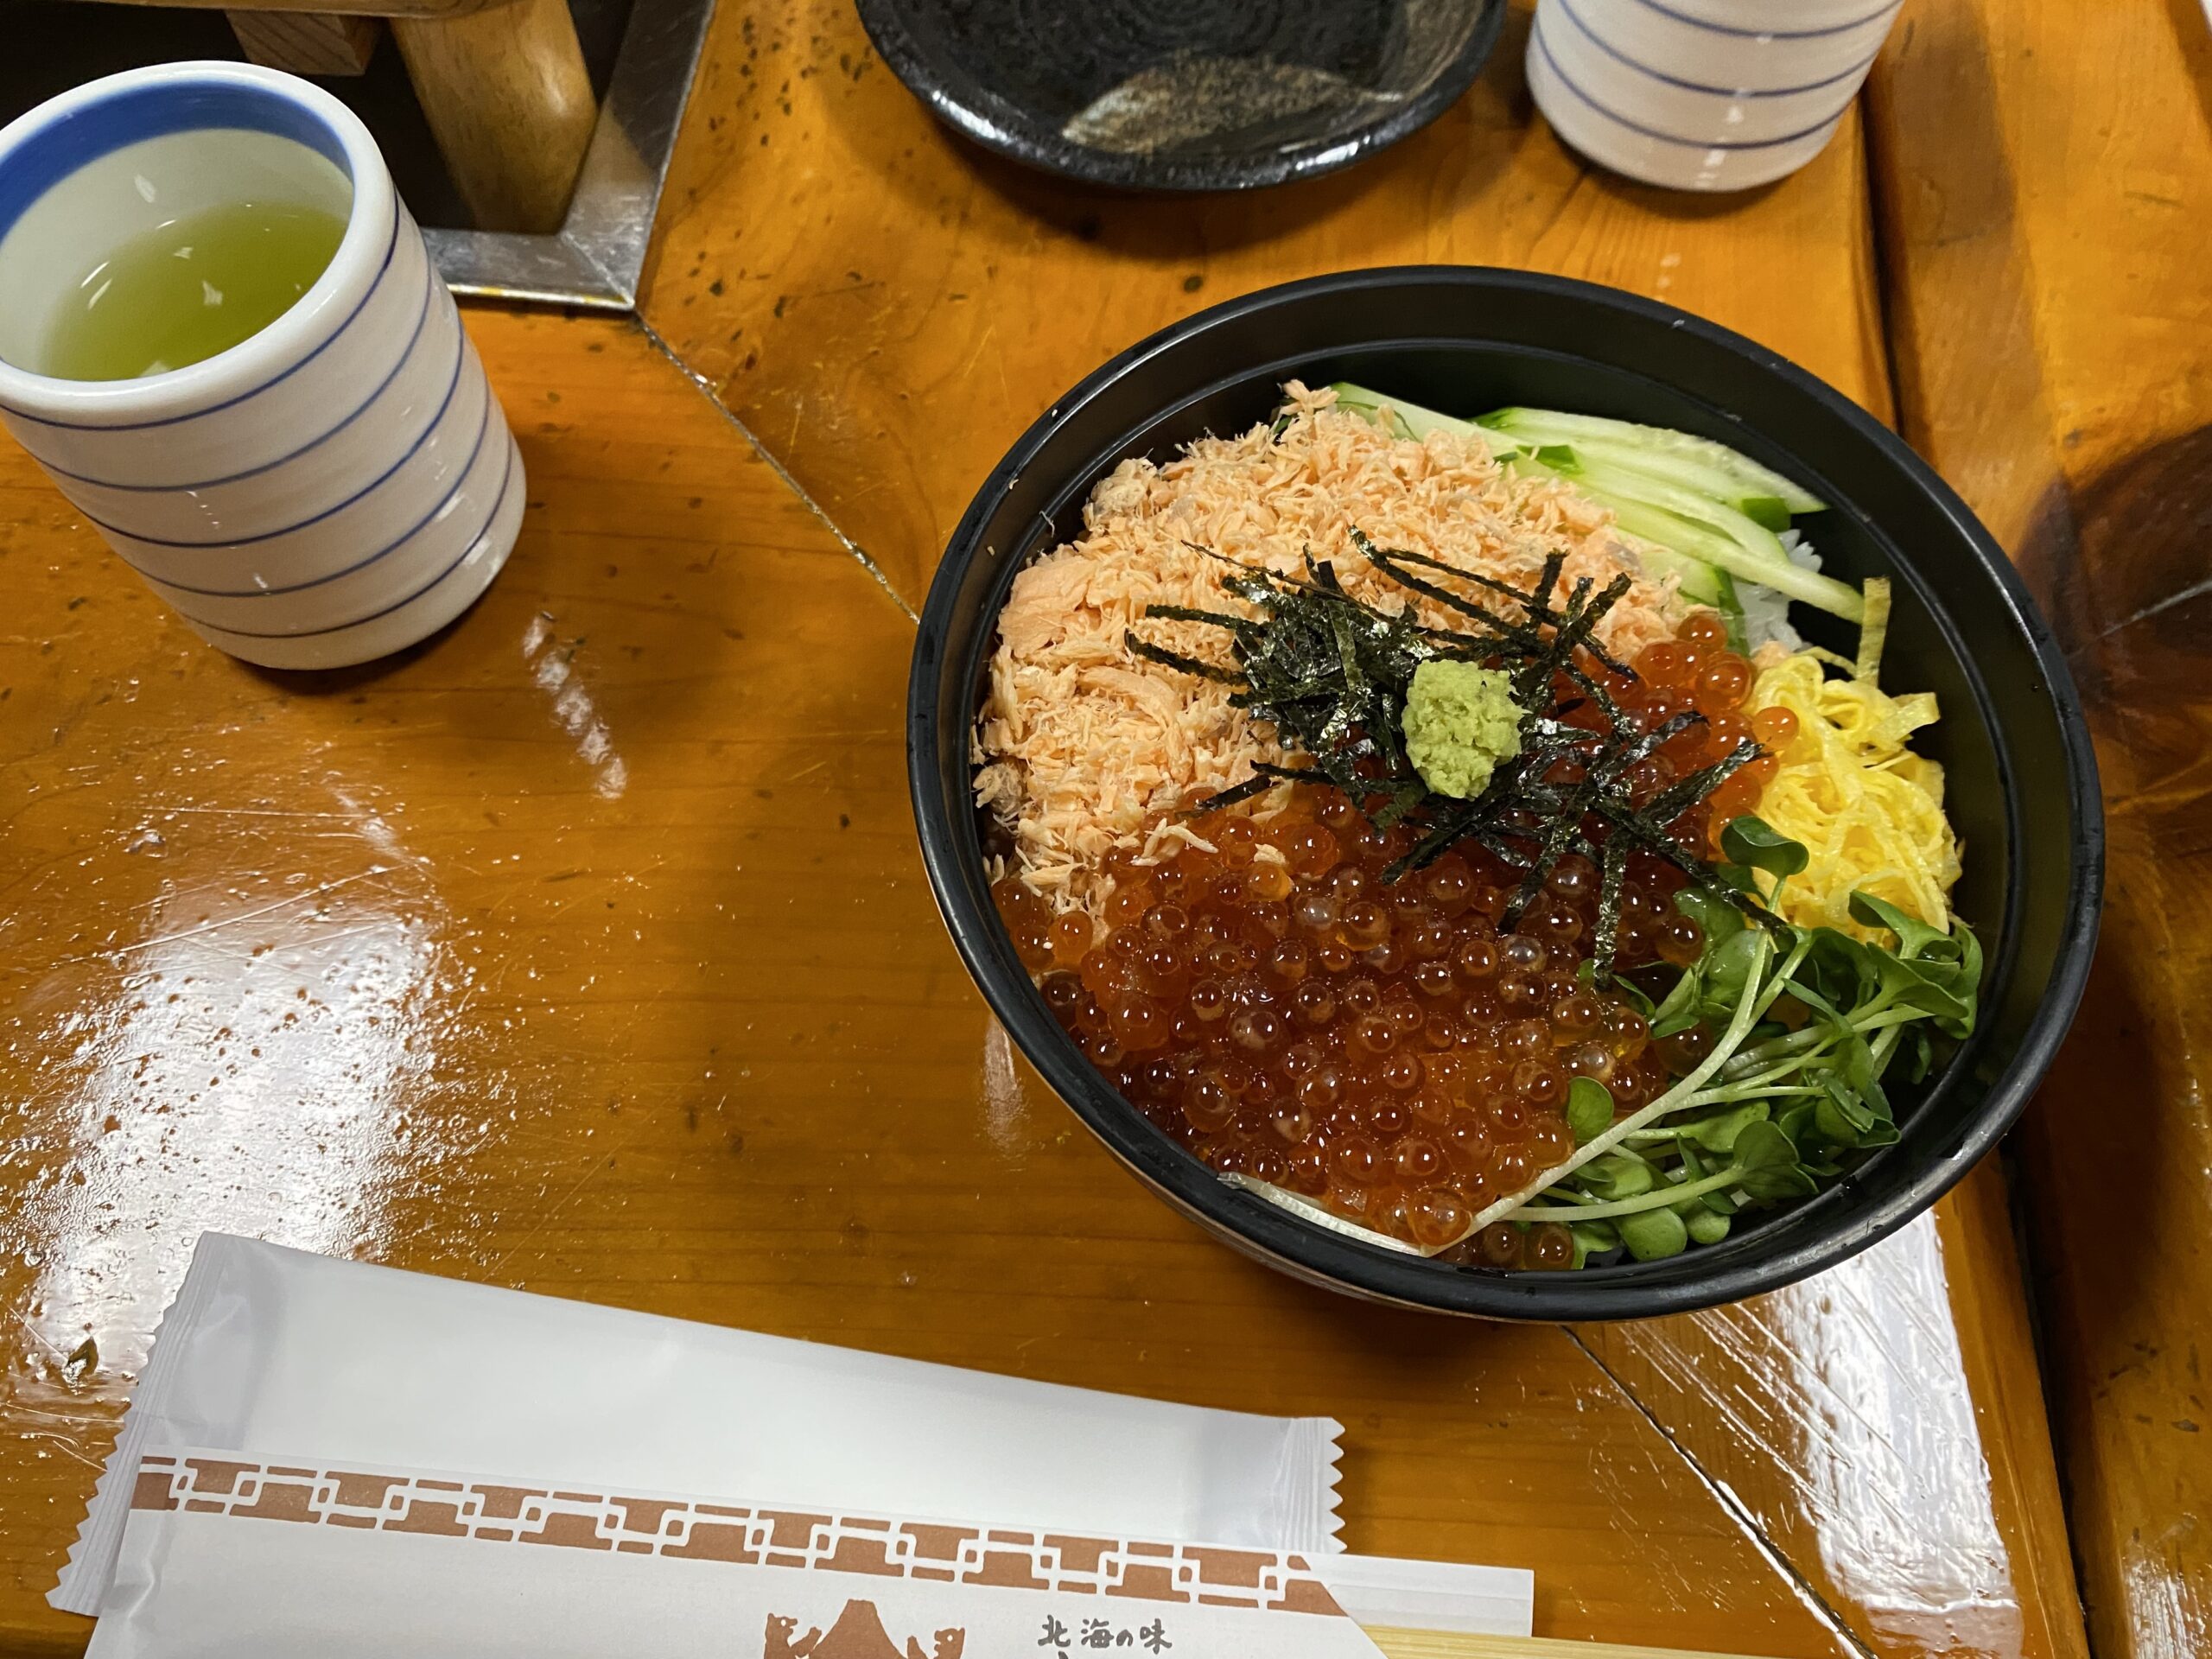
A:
[1039,1614,1173,1653]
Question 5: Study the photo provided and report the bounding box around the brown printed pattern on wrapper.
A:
[129,1455,1347,1616]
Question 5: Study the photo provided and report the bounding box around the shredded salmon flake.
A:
[973,384,1691,920]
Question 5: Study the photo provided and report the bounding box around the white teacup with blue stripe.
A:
[1528,0,1904,192]
[0,62,522,669]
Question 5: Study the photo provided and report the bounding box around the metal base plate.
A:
[424,0,715,309]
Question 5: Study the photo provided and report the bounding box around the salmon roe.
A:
[1607,612,1777,847]
[991,609,1765,1266]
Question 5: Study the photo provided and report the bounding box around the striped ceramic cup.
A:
[0,63,523,669]
[1528,0,1904,191]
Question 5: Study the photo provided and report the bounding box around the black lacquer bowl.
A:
[856,0,1508,191]
[907,267,2102,1319]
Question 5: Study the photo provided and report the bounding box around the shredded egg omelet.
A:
[1745,652,1962,938]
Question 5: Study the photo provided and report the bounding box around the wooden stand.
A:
[107,0,598,234]
[228,11,384,75]
[391,0,597,233]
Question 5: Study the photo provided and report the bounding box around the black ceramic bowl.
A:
[856,0,1509,192]
[908,267,2102,1319]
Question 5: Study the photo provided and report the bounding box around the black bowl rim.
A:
[854,0,1510,193]
[908,264,2104,1319]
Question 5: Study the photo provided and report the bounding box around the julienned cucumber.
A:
[1537,445,1795,571]
[1474,405,1826,516]
[1492,445,1744,640]
[1329,384,1478,446]
[1326,384,1864,624]
[1525,448,1865,623]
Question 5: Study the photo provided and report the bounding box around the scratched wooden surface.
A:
[0,2,2102,1654]
[1870,3,2212,1655]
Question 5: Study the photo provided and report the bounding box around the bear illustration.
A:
[763,1600,964,1659]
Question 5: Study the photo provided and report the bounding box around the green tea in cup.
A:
[39,197,346,382]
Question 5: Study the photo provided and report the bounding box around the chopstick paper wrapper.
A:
[88,1449,1531,1657]
[54,1234,1344,1616]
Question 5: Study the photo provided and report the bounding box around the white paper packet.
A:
[55,1234,1343,1615]
[88,1447,1531,1657]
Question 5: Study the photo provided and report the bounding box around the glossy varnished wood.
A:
[639,1,2083,1653]
[0,308,1863,1658]
[639,0,1889,607]
[1869,3,2212,1655]
[0,10,2093,1657]
[0,305,2074,1659]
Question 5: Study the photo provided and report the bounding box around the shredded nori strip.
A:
[1125,532,1776,979]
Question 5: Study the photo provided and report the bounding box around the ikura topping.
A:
[992,614,1765,1265]
[999,786,1675,1263]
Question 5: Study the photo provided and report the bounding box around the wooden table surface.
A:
[1869,4,2212,1656]
[0,1,2199,1653]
